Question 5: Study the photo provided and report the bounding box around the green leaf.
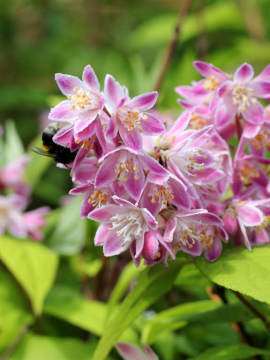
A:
[195,245,270,305]
[142,300,219,344]
[190,344,270,360]
[0,269,33,353]
[44,285,106,335]
[106,261,144,322]
[0,236,58,315]
[46,196,86,255]
[9,333,95,360]
[142,301,255,344]
[93,259,185,360]
[3,121,24,164]
[69,255,102,278]
[130,2,244,49]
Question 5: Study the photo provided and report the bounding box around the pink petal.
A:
[168,177,189,209]
[193,61,224,78]
[89,204,119,222]
[116,343,147,360]
[135,235,145,258]
[204,239,222,262]
[74,116,97,142]
[142,208,158,229]
[239,221,251,250]
[234,63,254,83]
[142,231,159,260]
[141,154,167,177]
[143,345,159,360]
[164,218,176,242]
[49,101,76,122]
[140,113,165,135]
[237,204,264,226]
[243,123,261,138]
[215,103,235,129]
[119,127,142,151]
[251,80,270,99]
[129,91,158,111]
[94,224,110,245]
[52,125,74,147]
[95,158,118,187]
[124,167,145,200]
[223,213,238,235]
[104,230,128,256]
[104,74,124,110]
[181,238,202,257]
[106,115,118,139]
[242,103,264,125]
[55,73,82,95]
[82,65,100,91]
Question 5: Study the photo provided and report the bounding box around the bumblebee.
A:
[33,122,77,164]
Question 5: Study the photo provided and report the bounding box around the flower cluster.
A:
[0,128,49,240]
[48,62,270,265]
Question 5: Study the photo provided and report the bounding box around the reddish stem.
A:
[153,0,193,92]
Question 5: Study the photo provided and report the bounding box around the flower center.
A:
[117,107,147,132]
[177,221,213,249]
[110,211,145,246]
[189,114,208,130]
[114,159,140,182]
[174,148,207,177]
[88,190,108,208]
[252,130,270,150]
[68,87,99,111]
[203,76,220,91]
[232,86,257,112]
[150,185,174,205]
[239,163,259,185]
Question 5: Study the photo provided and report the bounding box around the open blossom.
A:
[216,63,270,138]
[116,343,159,360]
[104,75,164,150]
[0,155,30,201]
[89,196,157,257]
[95,146,167,200]
[166,209,228,262]
[224,199,270,249]
[49,65,104,142]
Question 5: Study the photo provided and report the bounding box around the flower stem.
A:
[232,290,270,331]
[153,0,193,92]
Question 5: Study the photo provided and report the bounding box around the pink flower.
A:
[166,209,228,261]
[104,75,164,150]
[176,61,229,106]
[70,183,113,217]
[224,199,270,249]
[0,155,30,201]
[168,127,226,195]
[95,146,167,201]
[232,138,269,196]
[216,63,270,138]
[116,342,159,360]
[139,173,189,216]
[49,65,104,142]
[23,207,50,241]
[89,196,157,257]
[0,195,28,238]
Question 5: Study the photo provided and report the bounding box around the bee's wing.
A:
[32,147,55,158]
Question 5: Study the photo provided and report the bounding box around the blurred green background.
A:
[1,0,270,208]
